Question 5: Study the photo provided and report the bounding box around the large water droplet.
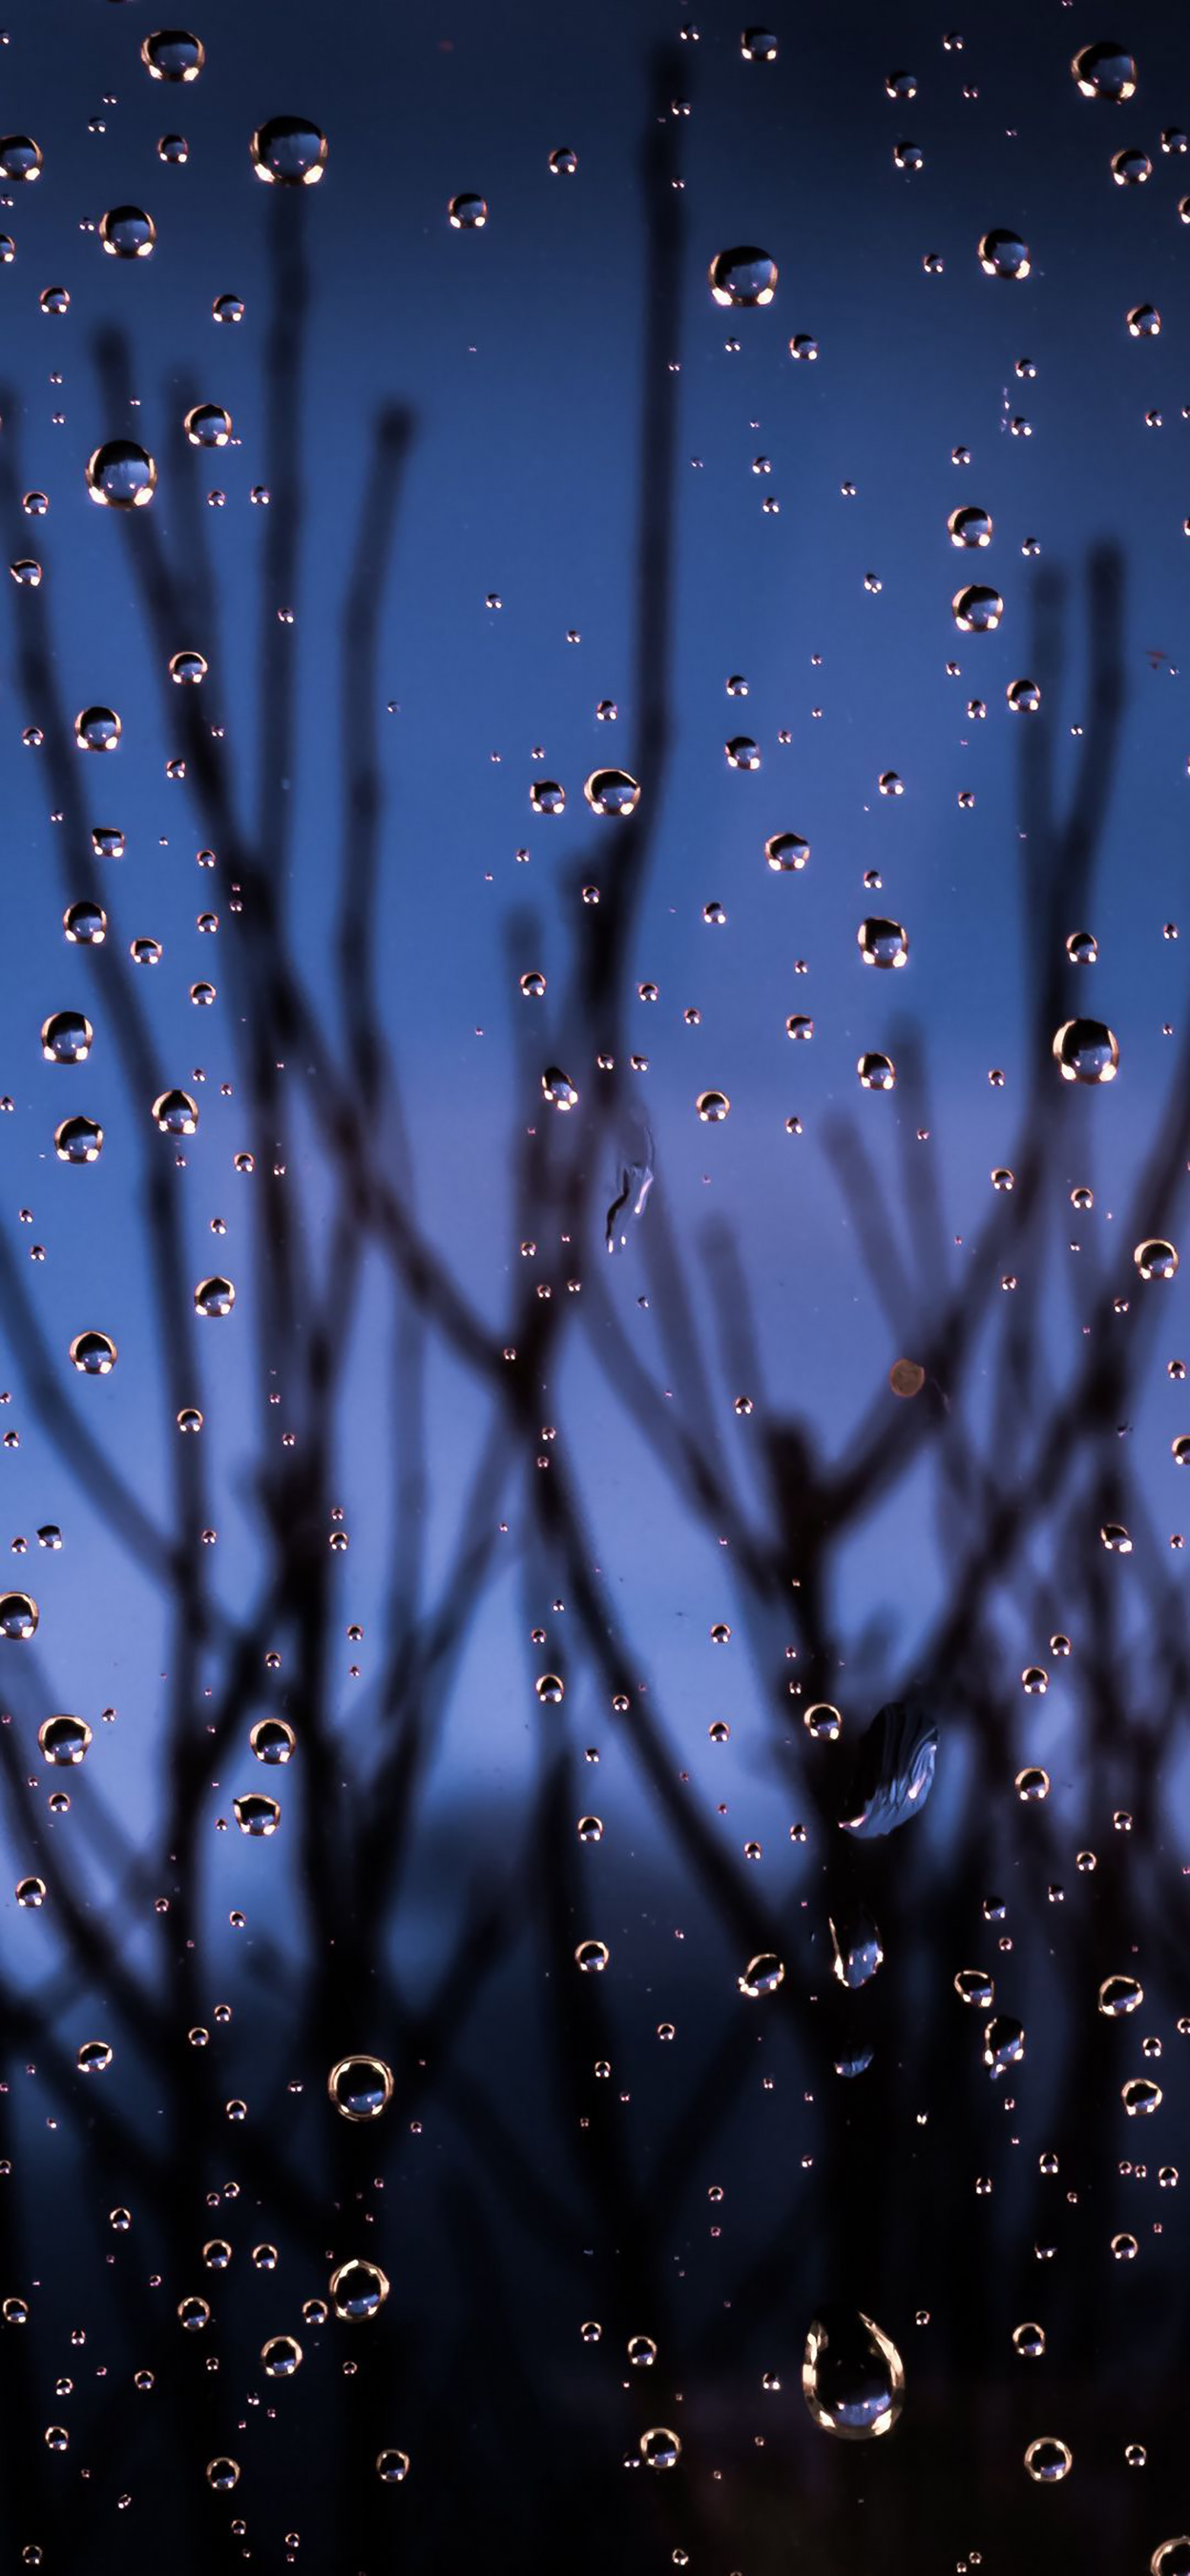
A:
[1134,1238,1177,1281]
[54,1116,103,1164]
[0,137,43,184]
[542,1067,579,1111]
[42,1012,94,1064]
[249,1716,295,1764]
[1024,2436,1072,2482]
[584,768,640,816]
[69,1330,116,1377]
[39,1715,92,1766]
[233,1792,279,1836]
[640,2427,681,2468]
[709,247,777,307]
[99,206,156,260]
[949,505,993,547]
[1099,1974,1144,2015]
[978,229,1031,280]
[1052,1018,1119,1083]
[1071,42,1136,101]
[152,1088,198,1134]
[329,2258,389,2320]
[739,1952,784,1997]
[841,1695,936,1836]
[0,1593,39,1640]
[952,585,1003,633]
[250,117,327,187]
[142,29,206,81]
[858,917,908,968]
[829,1901,883,1988]
[194,1275,235,1317]
[183,404,231,448]
[802,2308,904,2439]
[327,2055,394,2121]
[75,707,121,752]
[86,440,157,509]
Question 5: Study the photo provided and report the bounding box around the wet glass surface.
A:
[1,3,1189,2569]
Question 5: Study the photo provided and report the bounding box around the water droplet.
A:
[1015,1767,1050,1801]
[1007,677,1041,712]
[86,440,158,509]
[804,1702,841,1741]
[329,2258,389,2320]
[829,1901,883,1988]
[261,2335,302,2377]
[206,2459,240,2491]
[575,1938,609,1971]
[1112,145,1151,184]
[1072,42,1137,100]
[69,1329,116,1376]
[841,1693,936,1837]
[739,1952,784,1997]
[233,1792,279,1837]
[377,2449,410,2482]
[1123,2077,1162,2115]
[978,230,1031,280]
[63,902,107,945]
[857,1052,897,1090]
[249,1716,295,1764]
[1052,1019,1118,1083]
[54,1116,103,1164]
[949,505,993,547]
[39,1715,91,1766]
[627,2333,658,2366]
[1024,2437,1071,2482]
[183,404,231,448]
[1134,1238,1178,1281]
[76,2038,112,2073]
[1013,2321,1045,2357]
[858,916,908,968]
[542,1067,579,1112]
[640,2427,681,2468]
[15,1875,46,1906]
[1128,304,1160,338]
[448,193,487,229]
[584,768,640,816]
[952,585,1003,634]
[99,206,156,260]
[1099,1974,1143,2015]
[0,136,43,184]
[41,1012,93,1064]
[152,1089,198,1134]
[764,832,809,870]
[328,2055,394,2121]
[75,707,121,752]
[169,650,207,685]
[955,1968,995,2006]
[709,247,777,307]
[984,2013,1026,2074]
[142,30,205,81]
[802,2308,904,2439]
[250,117,327,186]
[194,1275,234,1317]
